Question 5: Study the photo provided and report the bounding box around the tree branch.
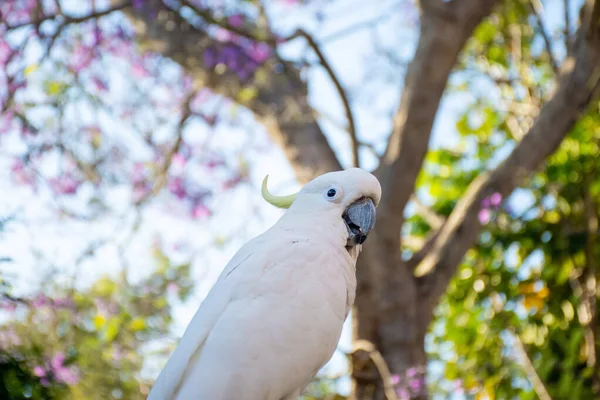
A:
[290,29,359,167]
[376,0,499,230]
[411,195,445,230]
[134,89,195,206]
[178,1,359,167]
[529,0,560,75]
[117,0,341,183]
[564,0,572,52]
[490,293,553,400]
[416,16,600,315]
[4,1,130,31]
[351,340,400,400]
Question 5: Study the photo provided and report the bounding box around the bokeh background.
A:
[1,0,600,399]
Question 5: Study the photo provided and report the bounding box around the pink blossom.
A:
[215,28,234,42]
[167,177,187,199]
[0,301,17,312]
[222,175,244,190]
[53,297,74,308]
[54,365,79,385]
[489,192,502,207]
[478,208,491,224]
[396,387,410,400]
[205,159,223,170]
[70,44,93,73]
[112,346,124,361]
[167,283,179,294]
[248,42,271,63]
[93,26,103,45]
[48,353,80,385]
[32,294,48,308]
[33,366,46,377]
[391,374,401,385]
[50,353,65,370]
[408,376,425,392]
[49,175,80,195]
[0,39,13,65]
[8,80,26,92]
[0,110,15,134]
[191,203,211,219]
[0,330,21,347]
[131,61,150,78]
[481,197,491,209]
[92,77,108,92]
[172,153,187,168]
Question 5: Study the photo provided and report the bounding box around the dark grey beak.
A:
[343,198,376,246]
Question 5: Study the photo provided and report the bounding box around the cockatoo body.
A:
[148,168,381,400]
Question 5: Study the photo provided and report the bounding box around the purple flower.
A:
[203,48,218,69]
[167,283,179,294]
[33,366,46,377]
[396,387,410,400]
[0,301,16,312]
[53,297,74,308]
[32,294,47,308]
[408,376,425,392]
[49,352,80,385]
[55,366,79,385]
[132,0,145,9]
[92,77,108,92]
[478,208,491,224]
[481,197,491,209]
[391,374,401,385]
[49,175,80,195]
[0,39,13,65]
[489,192,502,207]
[167,177,187,199]
[131,61,149,78]
[70,44,93,73]
[228,14,244,28]
[191,203,211,219]
[50,353,65,371]
[215,28,233,42]
[248,42,271,63]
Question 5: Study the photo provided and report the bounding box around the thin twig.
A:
[490,293,553,400]
[351,340,400,400]
[289,29,360,167]
[4,2,130,31]
[563,0,571,52]
[134,90,195,206]
[411,195,444,229]
[529,0,559,75]
[582,182,600,394]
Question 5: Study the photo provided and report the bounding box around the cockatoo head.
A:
[261,168,381,248]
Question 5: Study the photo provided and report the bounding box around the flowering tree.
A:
[2,0,600,399]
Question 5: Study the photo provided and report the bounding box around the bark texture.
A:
[118,0,600,398]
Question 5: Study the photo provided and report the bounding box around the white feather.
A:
[147,168,381,400]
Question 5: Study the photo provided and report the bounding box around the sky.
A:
[0,0,581,398]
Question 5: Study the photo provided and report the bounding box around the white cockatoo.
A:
[148,168,381,400]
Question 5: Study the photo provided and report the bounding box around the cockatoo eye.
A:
[323,185,342,202]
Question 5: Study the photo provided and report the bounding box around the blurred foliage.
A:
[0,243,194,399]
[408,1,600,397]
